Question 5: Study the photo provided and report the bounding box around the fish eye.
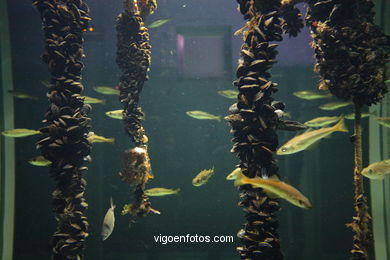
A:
[281,147,287,152]
[368,169,373,174]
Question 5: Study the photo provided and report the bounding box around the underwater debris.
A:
[192,168,215,187]
[33,0,92,259]
[119,147,154,187]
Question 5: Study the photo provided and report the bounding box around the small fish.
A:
[374,117,390,128]
[105,109,124,119]
[1,128,41,138]
[87,132,115,144]
[304,116,341,127]
[144,187,181,197]
[102,197,115,241]
[83,96,105,104]
[218,90,239,99]
[28,155,52,166]
[186,111,221,122]
[344,112,373,120]
[277,118,348,155]
[41,80,49,87]
[226,168,242,180]
[93,86,119,95]
[384,79,390,84]
[8,90,39,100]
[234,172,312,209]
[274,110,291,118]
[361,159,390,180]
[148,18,172,28]
[192,167,215,186]
[319,101,352,111]
[293,90,332,100]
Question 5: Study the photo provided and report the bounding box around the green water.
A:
[1,0,390,260]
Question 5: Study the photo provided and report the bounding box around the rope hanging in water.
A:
[116,0,160,220]
[33,0,92,259]
[228,0,305,258]
[305,0,390,258]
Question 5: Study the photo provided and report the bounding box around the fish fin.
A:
[268,174,280,181]
[110,197,116,209]
[334,118,348,133]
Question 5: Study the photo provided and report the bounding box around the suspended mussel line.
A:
[116,0,159,220]
[33,0,91,259]
[305,0,390,259]
[229,0,306,259]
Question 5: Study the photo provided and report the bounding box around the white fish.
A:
[101,197,115,241]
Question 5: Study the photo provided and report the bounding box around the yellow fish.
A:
[101,197,115,241]
[186,111,221,121]
[148,18,172,28]
[87,132,115,144]
[226,167,242,180]
[144,188,181,196]
[1,128,40,138]
[83,96,105,104]
[28,155,52,166]
[304,116,341,127]
[374,117,390,128]
[105,110,124,119]
[361,159,390,180]
[293,90,332,100]
[319,101,352,111]
[234,172,312,209]
[93,86,119,95]
[192,168,215,186]
[344,112,373,120]
[8,90,39,100]
[277,118,348,155]
[218,90,239,99]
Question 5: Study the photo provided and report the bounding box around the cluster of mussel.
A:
[33,0,91,259]
[228,0,305,259]
[116,0,157,219]
[306,0,390,106]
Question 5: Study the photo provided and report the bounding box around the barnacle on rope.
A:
[33,0,91,259]
[116,0,158,221]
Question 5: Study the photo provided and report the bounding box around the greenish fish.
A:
[148,18,172,28]
[41,80,49,87]
[186,111,221,121]
[28,155,52,167]
[293,90,332,100]
[234,172,312,209]
[105,109,124,120]
[102,197,115,241]
[374,117,390,128]
[93,86,119,95]
[218,90,239,99]
[226,167,242,180]
[8,90,39,100]
[83,96,105,104]
[192,167,215,187]
[304,116,341,127]
[87,132,115,144]
[319,101,352,111]
[277,118,348,155]
[144,187,181,197]
[344,112,373,120]
[1,128,41,138]
[361,159,390,180]
[384,79,390,84]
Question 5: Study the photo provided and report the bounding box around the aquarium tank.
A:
[0,0,390,260]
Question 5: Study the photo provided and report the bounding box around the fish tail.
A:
[110,197,116,209]
[108,138,115,143]
[334,118,348,133]
[216,116,221,122]
[101,99,106,105]
[174,188,181,194]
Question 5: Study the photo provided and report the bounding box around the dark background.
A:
[5,0,373,259]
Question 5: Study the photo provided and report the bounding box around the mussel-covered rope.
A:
[33,0,91,259]
[229,0,306,259]
[305,0,390,259]
[116,0,159,219]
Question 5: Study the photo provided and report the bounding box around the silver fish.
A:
[101,197,115,241]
